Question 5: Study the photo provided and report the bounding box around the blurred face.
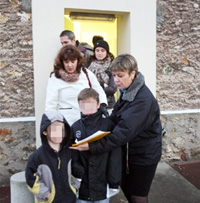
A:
[112,70,136,90]
[44,121,65,144]
[63,59,78,73]
[79,97,100,116]
[95,47,107,61]
[60,36,76,47]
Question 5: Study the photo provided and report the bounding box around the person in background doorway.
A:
[71,88,121,203]
[45,45,108,126]
[60,30,93,67]
[25,111,83,203]
[88,40,117,109]
[92,35,104,46]
[70,54,162,203]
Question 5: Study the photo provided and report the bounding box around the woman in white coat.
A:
[45,45,107,125]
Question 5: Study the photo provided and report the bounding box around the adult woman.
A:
[88,40,117,109]
[45,45,107,125]
[71,54,162,203]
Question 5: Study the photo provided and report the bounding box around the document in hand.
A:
[72,130,110,147]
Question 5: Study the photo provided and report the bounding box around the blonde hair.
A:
[110,54,138,75]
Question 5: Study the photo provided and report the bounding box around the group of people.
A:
[25,30,162,203]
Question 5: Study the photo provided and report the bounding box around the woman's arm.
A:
[89,97,155,154]
[104,72,117,96]
[70,97,152,153]
[70,142,90,151]
[45,75,59,111]
[87,69,108,105]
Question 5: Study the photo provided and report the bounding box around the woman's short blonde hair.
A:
[110,54,138,75]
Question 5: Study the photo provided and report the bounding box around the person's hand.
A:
[100,103,109,117]
[70,143,90,151]
[46,193,50,200]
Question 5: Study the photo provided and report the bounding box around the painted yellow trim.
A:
[68,175,76,194]
[27,176,55,203]
[27,174,40,194]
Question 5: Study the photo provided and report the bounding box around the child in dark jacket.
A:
[25,111,83,203]
[71,88,121,203]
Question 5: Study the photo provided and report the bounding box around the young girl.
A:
[88,40,117,109]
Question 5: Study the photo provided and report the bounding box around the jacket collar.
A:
[122,72,145,102]
[81,109,102,125]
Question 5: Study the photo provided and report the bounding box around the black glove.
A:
[100,103,109,118]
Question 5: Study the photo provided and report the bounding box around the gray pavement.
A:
[110,161,200,203]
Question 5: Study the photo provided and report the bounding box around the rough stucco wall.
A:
[0,0,35,185]
[0,122,35,185]
[157,0,200,162]
[161,114,200,161]
[156,0,200,111]
[0,0,34,118]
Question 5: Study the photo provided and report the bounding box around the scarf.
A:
[59,69,80,83]
[122,72,145,102]
[88,58,111,84]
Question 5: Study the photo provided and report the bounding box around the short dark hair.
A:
[78,88,99,103]
[60,30,75,40]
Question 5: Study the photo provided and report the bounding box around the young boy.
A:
[71,88,121,203]
[25,111,83,203]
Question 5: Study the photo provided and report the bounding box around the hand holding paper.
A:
[70,142,90,151]
[72,131,110,147]
[70,131,110,151]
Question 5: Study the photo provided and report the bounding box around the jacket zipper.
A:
[58,156,61,169]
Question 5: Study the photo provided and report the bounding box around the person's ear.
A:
[43,131,47,136]
[130,70,136,80]
[97,102,101,109]
[72,38,76,45]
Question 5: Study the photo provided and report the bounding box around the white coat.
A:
[45,69,107,125]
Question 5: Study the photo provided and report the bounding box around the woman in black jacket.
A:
[71,54,162,203]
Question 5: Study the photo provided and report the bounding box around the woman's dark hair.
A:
[52,45,85,78]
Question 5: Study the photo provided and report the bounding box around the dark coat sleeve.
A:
[107,147,121,188]
[104,72,117,96]
[25,152,39,188]
[71,150,85,179]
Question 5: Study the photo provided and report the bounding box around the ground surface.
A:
[1,160,199,203]
[169,160,200,190]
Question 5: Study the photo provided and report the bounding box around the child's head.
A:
[78,88,100,116]
[41,111,71,149]
[43,121,65,145]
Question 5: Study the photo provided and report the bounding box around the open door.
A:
[64,11,117,57]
